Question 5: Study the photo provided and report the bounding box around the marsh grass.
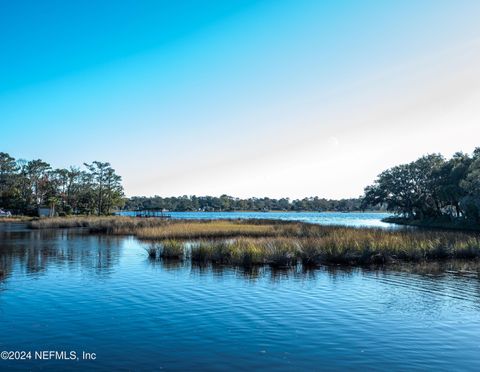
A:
[146,240,185,259]
[146,246,158,259]
[160,240,185,259]
[191,240,268,267]
[136,220,279,239]
[0,216,34,223]
[29,216,168,233]
[188,230,480,268]
[297,230,480,265]
[28,216,480,267]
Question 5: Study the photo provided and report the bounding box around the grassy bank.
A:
[0,216,35,223]
[29,217,298,236]
[29,216,169,233]
[28,216,480,267]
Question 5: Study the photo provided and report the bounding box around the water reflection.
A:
[146,257,187,271]
[0,223,122,281]
[145,254,480,283]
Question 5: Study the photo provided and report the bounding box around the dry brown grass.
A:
[28,216,168,233]
[136,220,278,239]
[0,216,34,223]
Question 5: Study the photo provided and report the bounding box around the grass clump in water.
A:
[190,240,265,266]
[146,240,185,260]
[146,245,158,259]
[190,238,300,268]
[263,238,300,268]
[160,240,184,259]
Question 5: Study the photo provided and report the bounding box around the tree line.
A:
[362,148,480,225]
[0,152,124,216]
[124,195,381,212]
[6,147,478,221]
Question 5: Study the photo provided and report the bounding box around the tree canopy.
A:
[0,152,124,216]
[123,195,377,212]
[362,148,480,225]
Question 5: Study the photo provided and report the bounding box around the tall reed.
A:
[146,240,185,259]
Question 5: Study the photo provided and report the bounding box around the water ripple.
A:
[0,227,479,370]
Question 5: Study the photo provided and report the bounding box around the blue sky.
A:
[1,0,480,198]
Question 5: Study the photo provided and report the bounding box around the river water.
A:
[119,211,395,228]
[0,223,479,371]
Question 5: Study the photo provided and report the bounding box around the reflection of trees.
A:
[0,227,123,282]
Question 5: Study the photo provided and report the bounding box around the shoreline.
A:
[383,216,480,232]
[0,216,35,223]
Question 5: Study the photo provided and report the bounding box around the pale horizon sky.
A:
[1,1,480,199]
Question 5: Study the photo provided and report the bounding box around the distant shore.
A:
[0,210,388,223]
[118,209,387,214]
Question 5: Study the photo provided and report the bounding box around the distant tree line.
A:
[124,195,382,212]
[362,148,480,225]
[0,152,124,216]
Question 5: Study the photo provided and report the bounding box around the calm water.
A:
[1,224,480,371]
[119,211,395,228]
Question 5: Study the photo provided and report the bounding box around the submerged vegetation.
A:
[28,217,480,267]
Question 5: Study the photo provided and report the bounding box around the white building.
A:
[0,209,12,217]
